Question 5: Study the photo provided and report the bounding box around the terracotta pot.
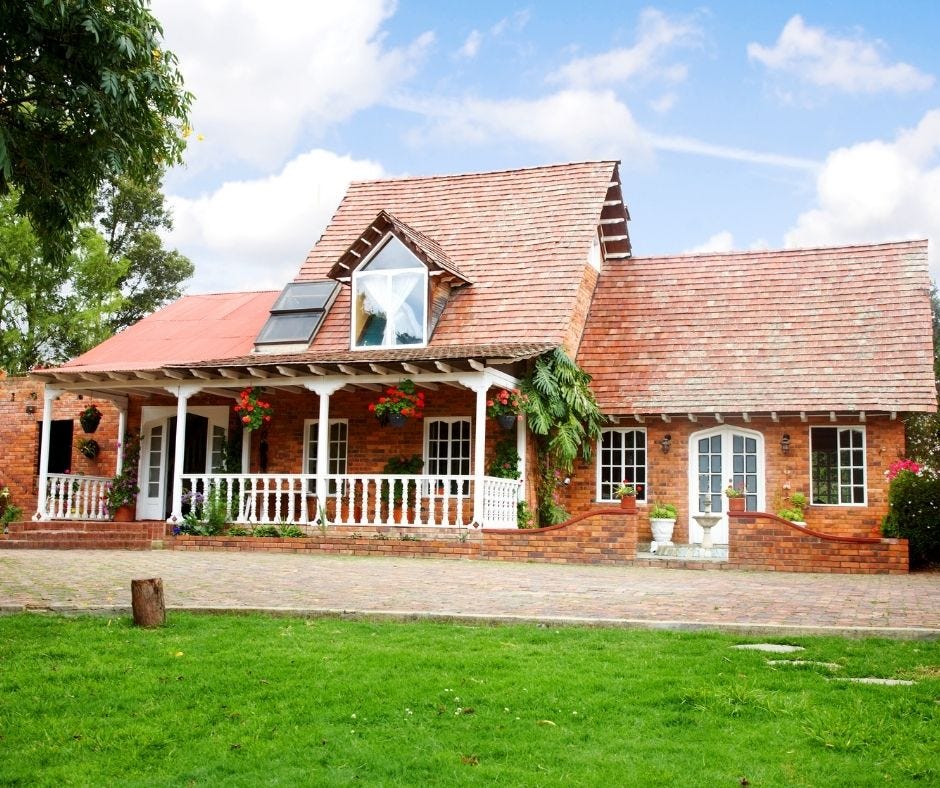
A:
[112,504,135,522]
[728,496,746,512]
[619,495,636,513]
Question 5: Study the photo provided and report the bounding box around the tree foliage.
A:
[0,180,192,372]
[882,469,940,568]
[0,0,192,258]
[905,284,940,467]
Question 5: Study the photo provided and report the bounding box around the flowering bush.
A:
[234,387,273,431]
[105,432,141,514]
[885,458,922,482]
[368,379,425,420]
[486,389,526,418]
[882,465,939,568]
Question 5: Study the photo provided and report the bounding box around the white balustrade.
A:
[178,473,522,529]
[45,474,111,521]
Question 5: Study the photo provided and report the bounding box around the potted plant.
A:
[486,388,527,430]
[615,482,640,512]
[79,403,102,433]
[777,491,807,524]
[649,501,677,544]
[106,432,141,522]
[233,387,273,431]
[368,380,426,427]
[381,454,424,522]
[77,438,100,460]
[725,481,745,512]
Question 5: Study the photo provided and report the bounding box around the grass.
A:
[0,614,937,786]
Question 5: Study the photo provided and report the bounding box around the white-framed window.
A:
[425,418,471,494]
[597,428,647,502]
[352,234,427,348]
[811,426,866,505]
[303,420,349,493]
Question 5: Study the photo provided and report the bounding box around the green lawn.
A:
[0,614,937,786]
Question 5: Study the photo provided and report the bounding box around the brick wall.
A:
[728,511,909,574]
[556,415,905,541]
[0,375,121,518]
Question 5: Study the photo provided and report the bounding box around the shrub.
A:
[882,468,940,568]
[278,525,306,538]
[649,502,677,520]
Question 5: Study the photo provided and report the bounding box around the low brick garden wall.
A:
[728,511,909,574]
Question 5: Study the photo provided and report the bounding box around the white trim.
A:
[808,425,867,506]
[595,427,648,503]
[302,418,349,495]
[423,416,474,477]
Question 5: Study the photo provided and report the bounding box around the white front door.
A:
[688,427,764,544]
[136,406,229,520]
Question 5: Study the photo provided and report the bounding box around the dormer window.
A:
[352,234,427,348]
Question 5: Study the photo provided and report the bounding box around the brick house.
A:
[19,161,935,560]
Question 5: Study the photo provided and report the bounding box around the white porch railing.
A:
[180,473,522,529]
[45,473,111,521]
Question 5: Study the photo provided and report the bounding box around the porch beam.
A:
[800,412,807,422]
[246,367,270,379]
[106,372,130,382]
[890,411,897,420]
[714,413,723,423]
[468,359,485,372]
[307,365,329,376]
[275,365,301,377]
[741,412,750,422]
[402,362,432,376]
[369,364,393,375]
[351,382,382,392]
[189,369,216,380]
[163,369,186,380]
[219,369,242,380]
[771,412,779,423]
[435,361,456,373]
[829,411,837,423]
[80,372,105,382]
[69,390,129,409]
[337,364,360,376]
[134,370,158,380]
[660,413,671,423]
[633,414,645,423]
[859,411,866,423]
[687,413,697,422]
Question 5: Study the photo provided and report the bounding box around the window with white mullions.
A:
[425,418,471,494]
[811,427,865,505]
[597,429,647,502]
[304,420,348,494]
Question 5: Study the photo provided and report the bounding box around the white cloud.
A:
[166,149,386,293]
[685,231,735,254]
[405,89,651,162]
[748,15,934,94]
[548,8,701,89]
[457,30,482,59]
[153,0,433,173]
[650,134,818,170]
[649,93,677,114]
[786,109,940,276]
[491,10,530,37]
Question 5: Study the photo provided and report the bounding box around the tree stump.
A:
[131,577,166,628]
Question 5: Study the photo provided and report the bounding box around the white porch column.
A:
[516,412,527,498]
[115,406,127,475]
[305,380,346,521]
[33,386,60,521]
[240,428,251,473]
[166,384,201,523]
[456,375,489,527]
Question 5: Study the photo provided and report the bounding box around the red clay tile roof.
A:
[299,161,622,351]
[52,291,279,373]
[328,210,471,284]
[578,240,936,414]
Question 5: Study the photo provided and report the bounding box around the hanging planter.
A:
[233,387,273,431]
[368,380,426,427]
[78,438,100,459]
[79,404,102,434]
[486,389,526,430]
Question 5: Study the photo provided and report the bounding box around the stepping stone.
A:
[733,643,805,653]
[767,659,841,669]
[831,677,915,686]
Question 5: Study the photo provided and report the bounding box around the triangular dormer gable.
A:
[328,211,471,349]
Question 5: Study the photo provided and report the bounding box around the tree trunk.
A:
[131,577,165,628]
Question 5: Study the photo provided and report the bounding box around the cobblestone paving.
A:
[1,550,937,637]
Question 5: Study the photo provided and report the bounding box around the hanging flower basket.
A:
[369,380,426,426]
[78,438,100,459]
[79,404,102,433]
[233,387,273,431]
[486,389,526,427]
[497,413,517,430]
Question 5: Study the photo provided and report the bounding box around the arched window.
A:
[352,235,427,348]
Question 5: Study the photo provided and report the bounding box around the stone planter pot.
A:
[650,517,675,545]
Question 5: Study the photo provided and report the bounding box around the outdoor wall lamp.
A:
[659,434,672,454]
[780,433,791,455]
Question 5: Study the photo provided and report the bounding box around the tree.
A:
[93,175,193,333]
[0,182,192,372]
[905,285,940,466]
[0,0,192,259]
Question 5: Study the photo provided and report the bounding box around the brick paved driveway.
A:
[1,550,937,637]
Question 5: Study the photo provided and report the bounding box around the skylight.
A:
[255,281,339,348]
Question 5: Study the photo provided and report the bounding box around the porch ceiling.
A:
[30,342,555,398]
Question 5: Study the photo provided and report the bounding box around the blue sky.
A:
[151,1,940,293]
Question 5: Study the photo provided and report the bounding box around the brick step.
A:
[8,520,146,533]
[11,530,152,541]
[0,538,152,550]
